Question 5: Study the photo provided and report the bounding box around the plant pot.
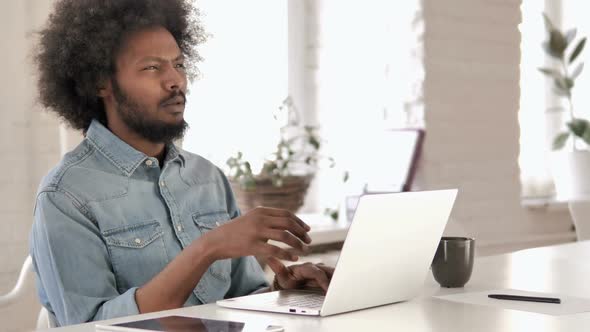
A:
[229,175,312,214]
[550,151,590,200]
[550,151,590,241]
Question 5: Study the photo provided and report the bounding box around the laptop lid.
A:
[320,189,457,316]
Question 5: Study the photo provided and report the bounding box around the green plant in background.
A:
[226,151,257,190]
[539,14,588,150]
[226,96,348,221]
[226,96,337,190]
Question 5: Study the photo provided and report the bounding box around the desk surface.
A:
[45,241,590,332]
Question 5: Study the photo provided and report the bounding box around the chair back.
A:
[0,255,52,329]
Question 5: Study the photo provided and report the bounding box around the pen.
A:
[488,294,561,304]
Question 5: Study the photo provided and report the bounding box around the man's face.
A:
[109,26,189,143]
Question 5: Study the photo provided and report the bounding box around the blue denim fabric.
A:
[29,120,268,326]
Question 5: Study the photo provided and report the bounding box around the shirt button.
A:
[160,181,165,187]
[134,238,142,244]
[145,159,153,166]
[177,225,183,232]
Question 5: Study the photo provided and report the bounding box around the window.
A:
[183,0,287,173]
[519,1,590,199]
[315,1,424,210]
[518,1,553,198]
[563,4,590,124]
[183,1,424,213]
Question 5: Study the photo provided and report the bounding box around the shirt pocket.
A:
[102,220,169,292]
[192,210,232,282]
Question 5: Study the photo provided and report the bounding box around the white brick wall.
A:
[417,0,573,255]
[0,1,60,331]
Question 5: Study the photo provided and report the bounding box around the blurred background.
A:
[1,0,585,330]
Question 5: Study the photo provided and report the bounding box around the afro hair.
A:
[34,0,206,132]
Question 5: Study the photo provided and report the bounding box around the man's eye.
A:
[143,65,159,71]
[175,63,186,69]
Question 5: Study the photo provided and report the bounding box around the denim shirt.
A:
[29,120,268,326]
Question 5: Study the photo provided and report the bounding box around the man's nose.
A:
[163,67,186,92]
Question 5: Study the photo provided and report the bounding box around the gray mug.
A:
[431,237,475,288]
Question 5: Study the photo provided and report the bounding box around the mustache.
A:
[159,91,186,106]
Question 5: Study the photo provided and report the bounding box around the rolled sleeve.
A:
[30,190,140,326]
[93,287,139,321]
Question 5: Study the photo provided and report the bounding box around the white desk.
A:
[43,241,590,331]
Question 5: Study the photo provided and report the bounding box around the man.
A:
[30,0,333,326]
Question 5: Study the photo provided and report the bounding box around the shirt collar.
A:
[86,119,186,176]
[165,143,186,167]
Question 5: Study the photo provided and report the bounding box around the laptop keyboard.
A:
[273,293,325,309]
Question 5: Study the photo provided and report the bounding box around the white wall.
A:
[416,0,574,256]
[0,1,62,331]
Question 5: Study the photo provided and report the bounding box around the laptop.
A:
[217,189,458,317]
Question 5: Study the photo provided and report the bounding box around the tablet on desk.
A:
[95,315,246,332]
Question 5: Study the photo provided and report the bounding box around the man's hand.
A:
[267,257,335,292]
[203,207,312,262]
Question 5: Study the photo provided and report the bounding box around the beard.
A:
[111,79,188,143]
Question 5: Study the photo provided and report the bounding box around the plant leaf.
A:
[324,208,339,221]
[572,63,585,79]
[538,67,563,79]
[304,125,317,133]
[328,157,336,168]
[553,132,570,150]
[569,37,586,63]
[583,127,590,146]
[567,118,589,137]
[264,161,277,172]
[542,13,555,32]
[553,77,570,95]
[309,136,320,150]
[542,41,551,56]
[553,76,574,95]
[549,30,568,58]
[329,210,338,221]
[566,29,577,45]
[542,41,562,59]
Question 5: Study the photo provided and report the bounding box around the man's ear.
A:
[97,79,112,98]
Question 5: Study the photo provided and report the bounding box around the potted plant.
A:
[539,14,590,198]
[226,97,343,216]
[540,14,590,240]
